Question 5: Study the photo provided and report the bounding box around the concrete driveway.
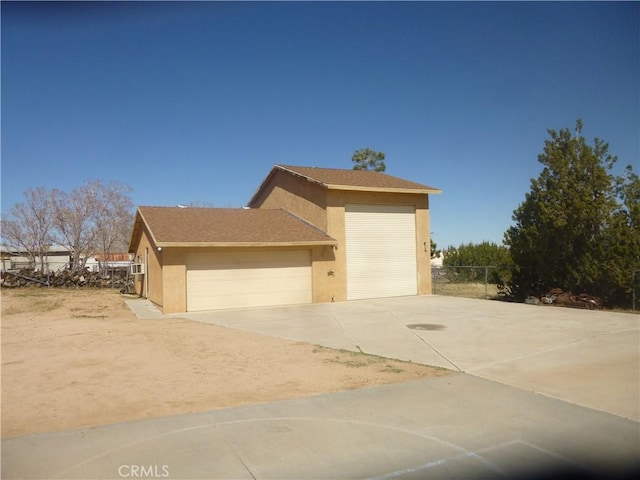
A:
[3,295,639,479]
[182,295,639,421]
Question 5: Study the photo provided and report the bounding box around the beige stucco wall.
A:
[130,224,186,313]
[415,196,432,295]
[253,175,434,302]
[311,244,338,303]
[250,170,328,231]
[160,248,187,314]
[131,225,164,308]
[250,172,340,303]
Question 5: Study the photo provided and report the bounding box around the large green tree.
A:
[351,148,386,172]
[443,241,512,285]
[504,120,640,306]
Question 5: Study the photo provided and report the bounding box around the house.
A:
[128,165,441,313]
[85,253,133,273]
[430,252,444,268]
[0,244,71,272]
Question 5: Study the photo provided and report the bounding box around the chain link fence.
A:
[433,266,639,311]
[431,266,505,300]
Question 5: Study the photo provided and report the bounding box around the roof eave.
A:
[128,208,161,253]
[275,165,328,188]
[155,240,338,248]
[248,165,442,203]
[325,184,442,195]
[247,168,276,207]
[248,164,331,207]
[127,213,142,253]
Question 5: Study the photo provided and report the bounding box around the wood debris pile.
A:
[538,288,601,310]
[1,268,133,292]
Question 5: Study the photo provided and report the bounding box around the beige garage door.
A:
[186,250,312,311]
[345,204,418,300]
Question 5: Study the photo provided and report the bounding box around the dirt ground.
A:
[1,288,449,437]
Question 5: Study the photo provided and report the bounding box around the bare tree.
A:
[3,180,135,273]
[93,181,134,274]
[51,183,98,271]
[0,187,56,271]
[51,180,135,272]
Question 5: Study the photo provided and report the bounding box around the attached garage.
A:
[186,249,312,311]
[345,204,418,300]
[129,165,440,314]
[128,206,336,314]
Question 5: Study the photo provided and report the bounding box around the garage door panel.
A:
[345,204,417,300]
[186,250,311,311]
[187,251,305,269]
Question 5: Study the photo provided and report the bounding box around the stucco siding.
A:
[251,169,328,231]
[415,197,432,295]
[161,249,187,314]
[131,225,164,307]
[254,188,434,302]
[311,244,338,303]
[325,204,347,301]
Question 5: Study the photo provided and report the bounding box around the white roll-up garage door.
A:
[186,250,312,311]
[345,204,417,300]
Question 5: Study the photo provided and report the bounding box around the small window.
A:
[130,263,145,275]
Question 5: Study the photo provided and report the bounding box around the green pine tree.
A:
[504,120,640,307]
[351,148,386,172]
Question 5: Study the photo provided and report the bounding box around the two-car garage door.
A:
[186,250,312,311]
[345,204,418,300]
[185,205,418,310]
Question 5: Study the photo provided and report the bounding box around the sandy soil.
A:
[1,288,449,437]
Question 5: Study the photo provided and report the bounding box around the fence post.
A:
[484,266,488,299]
[433,268,437,295]
[634,270,638,311]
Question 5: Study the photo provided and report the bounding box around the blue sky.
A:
[2,1,638,249]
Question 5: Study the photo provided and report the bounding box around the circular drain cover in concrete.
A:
[407,323,446,331]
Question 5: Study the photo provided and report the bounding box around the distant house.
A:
[0,245,71,272]
[430,252,444,268]
[0,246,132,274]
[128,165,441,313]
[85,253,133,273]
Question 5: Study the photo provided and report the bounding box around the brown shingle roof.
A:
[276,165,441,193]
[134,206,336,247]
